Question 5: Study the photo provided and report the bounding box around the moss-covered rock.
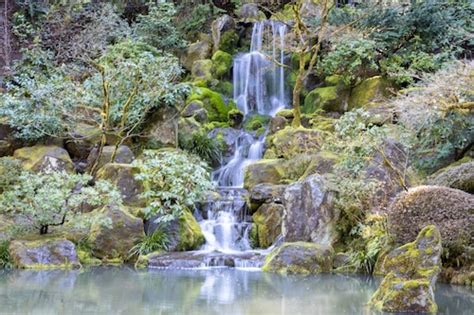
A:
[217,30,239,55]
[426,159,474,194]
[191,59,214,83]
[86,145,134,172]
[228,109,244,129]
[211,15,236,53]
[144,106,179,148]
[181,39,212,71]
[249,183,286,211]
[187,87,233,122]
[265,127,320,159]
[244,159,284,189]
[243,114,271,132]
[89,205,144,261]
[13,145,74,173]
[237,4,266,23]
[370,225,442,313]
[252,203,284,248]
[96,163,145,207]
[303,86,341,113]
[212,50,233,78]
[262,242,334,274]
[9,239,81,269]
[349,76,391,109]
[65,123,102,159]
[387,186,474,261]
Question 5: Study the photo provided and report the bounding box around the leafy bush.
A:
[178,131,222,165]
[0,157,23,194]
[133,150,213,223]
[129,224,170,257]
[133,2,186,51]
[0,171,121,234]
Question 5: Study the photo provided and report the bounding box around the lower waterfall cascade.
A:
[195,20,289,268]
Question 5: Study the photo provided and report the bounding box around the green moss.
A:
[191,59,214,83]
[303,86,338,114]
[243,114,271,131]
[78,249,102,266]
[324,75,346,86]
[176,210,205,251]
[212,50,233,77]
[213,81,233,96]
[276,109,294,119]
[218,30,239,54]
[349,76,391,109]
[187,87,232,122]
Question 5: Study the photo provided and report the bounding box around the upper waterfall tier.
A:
[233,20,288,116]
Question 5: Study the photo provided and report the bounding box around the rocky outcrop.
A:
[181,37,212,71]
[249,183,286,210]
[387,186,474,259]
[251,203,284,248]
[9,239,81,269]
[211,15,235,53]
[144,106,179,148]
[283,174,338,245]
[86,145,134,172]
[13,145,74,173]
[89,205,144,261]
[237,4,266,23]
[65,123,102,159]
[370,225,442,313]
[265,127,320,159]
[349,76,391,109]
[262,242,334,274]
[96,163,145,208]
[427,159,474,193]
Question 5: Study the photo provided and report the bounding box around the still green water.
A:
[0,267,471,315]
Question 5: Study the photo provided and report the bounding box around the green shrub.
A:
[133,149,213,223]
[179,132,222,165]
[129,224,170,257]
[0,240,11,269]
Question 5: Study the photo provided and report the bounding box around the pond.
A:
[0,267,471,314]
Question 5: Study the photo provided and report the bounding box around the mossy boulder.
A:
[237,4,266,23]
[249,183,286,211]
[244,159,284,189]
[86,145,134,172]
[211,15,236,53]
[191,59,214,83]
[9,239,81,269]
[243,114,271,132]
[228,109,244,129]
[303,86,349,113]
[426,159,474,194]
[262,242,334,274]
[182,100,208,123]
[65,123,102,159]
[252,203,284,248]
[187,87,233,122]
[96,163,145,207]
[387,186,474,260]
[265,127,320,159]
[283,174,338,245]
[89,205,144,261]
[181,39,211,71]
[13,145,74,173]
[212,50,233,78]
[217,30,239,55]
[349,76,391,109]
[145,209,205,252]
[370,225,442,313]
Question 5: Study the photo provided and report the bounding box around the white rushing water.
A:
[199,21,288,258]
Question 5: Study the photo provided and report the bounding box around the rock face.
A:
[181,39,211,71]
[145,210,205,252]
[249,183,286,210]
[370,225,442,313]
[427,159,474,193]
[13,145,74,173]
[86,145,134,172]
[89,205,144,261]
[387,186,474,258]
[211,15,235,53]
[96,163,145,207]
[283,175,338,245]
[9,239,81,269]
[349,76,391,109]
[265,127,320,159]
[238,4,266,22]
[145,106,179,148]
[251,203,284,248]
[65,123,101,159]
[262,242,334,274]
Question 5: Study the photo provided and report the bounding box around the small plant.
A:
[129,224,170,258]
[0,240,12,269]
[178,132,222,165]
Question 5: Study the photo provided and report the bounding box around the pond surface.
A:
[0,267,472,315]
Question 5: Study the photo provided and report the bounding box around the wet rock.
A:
[228,109,244,129]
[251,203,284,248]
[86,145,134,172]
[145,210,204,252]
[387,186,474,260]
[426,159,474,194]
[145,105,179,148]
[13,145,74,173]
[262,242,334,274]
[96,163,145,207]
[370,225,442,313]
[265,127,320,159]
[283,174,338,245]
[209,127,251,162]
[249,183,286,210]
[181,38,212,71]
[9,239,81,269]
[268,116,287,134]
[89,205,144,261]
[237,4,266,23]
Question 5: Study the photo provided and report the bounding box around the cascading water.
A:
[198,21,288,263]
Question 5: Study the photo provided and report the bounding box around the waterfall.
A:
[199,21,288,257]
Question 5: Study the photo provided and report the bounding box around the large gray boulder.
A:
[145,106,179,148]
[427,159,474,194]
[13,145,74,173]
[9,239,81,269]
[282,174,338,245]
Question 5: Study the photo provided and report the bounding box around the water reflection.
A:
[0,268,471,315]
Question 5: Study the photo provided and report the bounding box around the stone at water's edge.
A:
[370,225,442,313]
[9,239,81,269]
[89,205,144,261]
[283,174,338,245]
[262,242,334,275]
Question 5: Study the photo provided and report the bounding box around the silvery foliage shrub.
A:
[133,150,213,223]
[0,170,121,234]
